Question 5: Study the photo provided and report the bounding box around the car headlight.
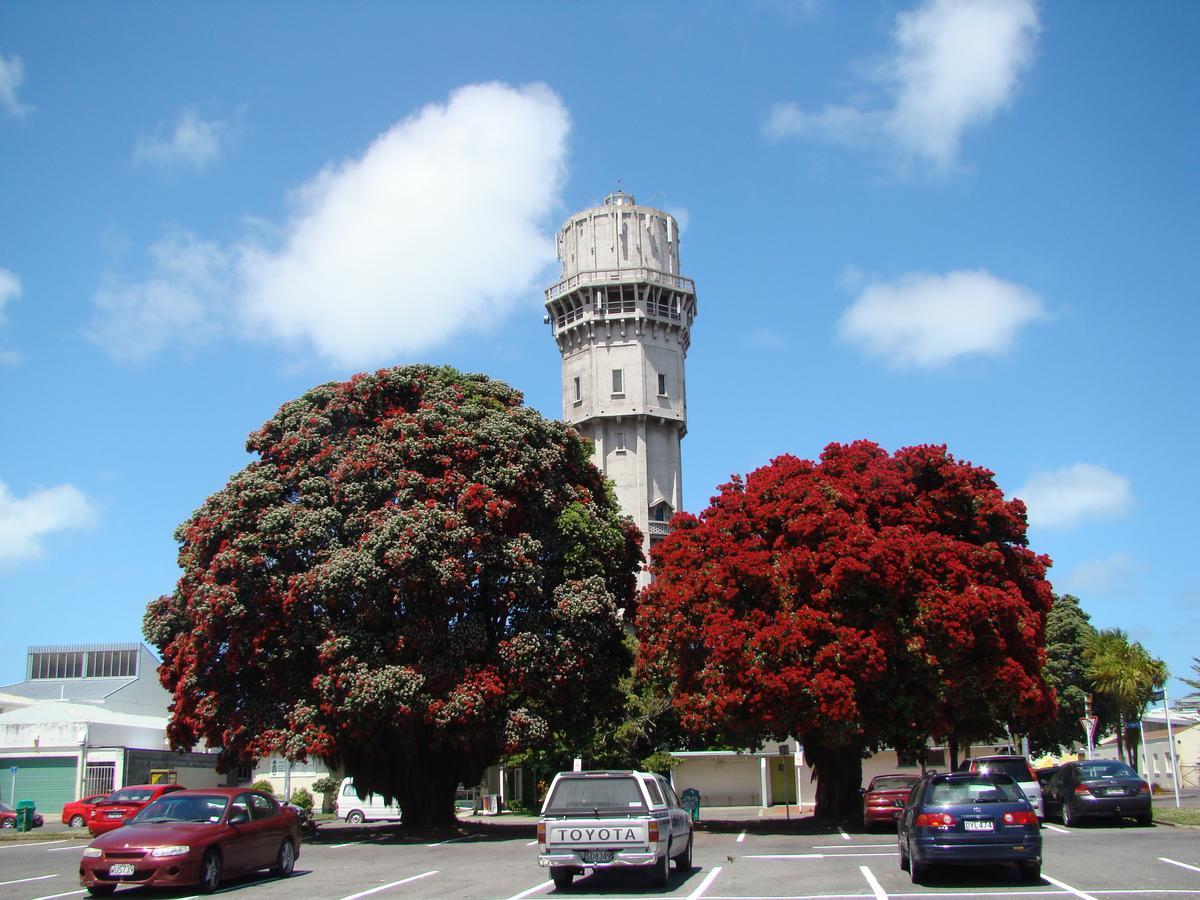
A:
[82,847,103,858]
[150,845,190,858]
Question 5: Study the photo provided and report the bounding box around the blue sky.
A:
[2,2,1197,703]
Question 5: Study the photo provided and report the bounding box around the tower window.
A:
[615,431,626,453]
[573,376,582,403]
[611,369,623,395]
[657,373,667,397]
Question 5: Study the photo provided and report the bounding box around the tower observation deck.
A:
[544,191,697,581]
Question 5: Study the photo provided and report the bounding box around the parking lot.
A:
[1,819,1198,900]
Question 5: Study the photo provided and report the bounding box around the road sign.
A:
[1149,689,1165,702]
[1080,716,1098,744]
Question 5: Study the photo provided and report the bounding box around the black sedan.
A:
[1043,759,1152,826]
[898,771,1041,885]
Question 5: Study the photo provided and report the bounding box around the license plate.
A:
[581,850,614,864]
[964,820,994,831]
[108,863,136,876]
[1104,788,1124,796]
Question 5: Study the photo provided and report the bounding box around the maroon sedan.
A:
[0,800,44,829]
[80,787,300,895]
[863,773,921,829]
[87,783,187,836]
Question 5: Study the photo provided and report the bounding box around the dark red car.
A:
[87,783,187,836]
[863,774,921,829]
[62,794,111,828]
[0,800,44,829]
[80,787,299,896]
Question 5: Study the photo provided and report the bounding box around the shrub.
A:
[251,779,275,795]
[290,787,314,814]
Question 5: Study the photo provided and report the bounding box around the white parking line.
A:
[504,879,552,900]
[0,874,57,887]
[814,843,896,849]
[1042,823,1071,834]
[1161,857,1200,875]
[29,892,85,900]
[337,869,437,900]
[1043,872,1101,900]
[525,839,539,846]
[0,840,68,850]
[737,830,747,842]
[860,864,888,900]
[427,834,479,847]
[745,852,896,859]
[687,864,722,900]
[47,844,87,852]
[839,828,851,840]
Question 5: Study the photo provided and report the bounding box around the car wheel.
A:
[0,819,13,829]
[1020,861,1041,883]
[909,839,927,885]
[199,848,223,894]
[551,868,574,890]
[86,887,117,897]
[675,833,693,870]
[271,838,296,877]
[1062,801,1077,827]
[653,842,671,886]
[1137,813,1153,827]
[70,814,86,828]
[346,810,365,825]
[898,836,910,872]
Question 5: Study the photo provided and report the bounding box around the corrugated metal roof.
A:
[0,678,136,701]
[0,700,167,728]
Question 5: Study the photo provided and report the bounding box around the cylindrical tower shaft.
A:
[545,191,697,582]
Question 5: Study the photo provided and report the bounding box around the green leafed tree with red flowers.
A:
[144,365,642,827]
[637,441,1055,823]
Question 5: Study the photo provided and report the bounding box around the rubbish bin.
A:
[15,800,35,832]
[680,788,701,822]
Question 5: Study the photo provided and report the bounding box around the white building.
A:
[0,644,227,813]
[544,191,697,579]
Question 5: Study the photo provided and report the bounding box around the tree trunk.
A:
[948,735,960,772]
[805,742,864,826]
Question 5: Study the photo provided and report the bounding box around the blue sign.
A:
[8,766,15,775]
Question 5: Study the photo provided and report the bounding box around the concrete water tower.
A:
[544,191,697,582]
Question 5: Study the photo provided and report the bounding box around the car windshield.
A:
[132,795,228,824]
[0,802,12,813]
[107,787,155,803]
[544,776,648,814]
[928,777,1025,804]
[870,776,918,791]
[975,759,1032,782]
[1076,761,1137,779]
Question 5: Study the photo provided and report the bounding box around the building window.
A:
[85,648,138,678]
[615,431,626,453]
[657,373,667,396]
[30,651,84,679]
[650,502,673,522]
[573,376,582,403]
[611,369,623,395]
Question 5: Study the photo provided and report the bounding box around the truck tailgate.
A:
[543,818,650,848]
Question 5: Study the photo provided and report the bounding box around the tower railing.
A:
[545,267,694,302]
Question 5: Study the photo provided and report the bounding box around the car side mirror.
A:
[229,810,250,826]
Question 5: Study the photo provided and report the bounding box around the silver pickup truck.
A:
[537,770,693,890]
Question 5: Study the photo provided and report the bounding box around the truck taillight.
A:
[648,821,660,843]
[537,823,545,845]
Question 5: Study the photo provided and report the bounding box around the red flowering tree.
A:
[144,365,641,827]
[637,441,1054,823]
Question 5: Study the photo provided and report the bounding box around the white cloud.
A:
[134,110,225,170]
[837,268,1045,368]
[91,82,571,368]
[87,233,230,363]
[0,267,20,364]
[1060,552,1139,597]
[0,53,32,119]
[764,0,1039,172]
[1018,463,1134,530]
[0,479,97,569]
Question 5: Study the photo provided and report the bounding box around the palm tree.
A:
[1083,629,1168,768]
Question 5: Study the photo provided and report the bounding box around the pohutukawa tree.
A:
[637,441,1055,823]
[145,365,642,827]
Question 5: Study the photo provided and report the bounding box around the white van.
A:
[336,777,403,824]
